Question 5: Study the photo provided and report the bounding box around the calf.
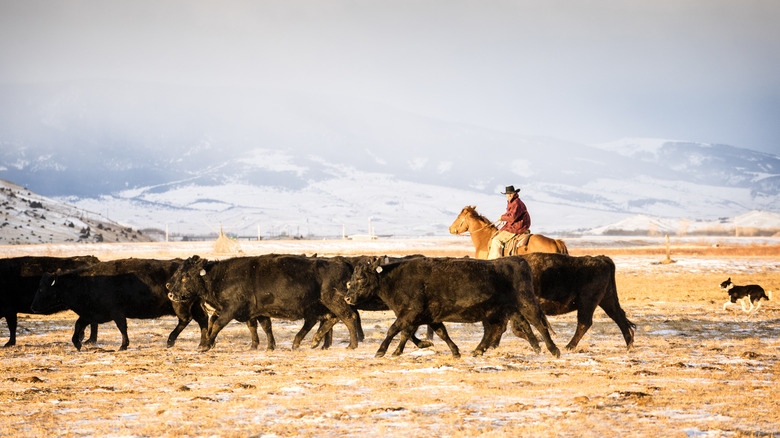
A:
[519,253,635,350]
[345,255,559,358]
[166,254,361,352]
[1,256,99,347]
[32,258,210,351]
[721,278,772,313]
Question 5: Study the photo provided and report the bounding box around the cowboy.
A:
[487,185,531,259]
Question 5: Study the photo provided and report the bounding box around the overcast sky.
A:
[1,0,779,154]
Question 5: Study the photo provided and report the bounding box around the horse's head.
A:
[449,205,478,234]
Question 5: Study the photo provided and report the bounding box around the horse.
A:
[449,205,568,259]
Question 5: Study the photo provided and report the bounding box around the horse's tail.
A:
[555,239,569,255]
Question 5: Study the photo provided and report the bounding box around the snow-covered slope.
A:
[0,179,154,245]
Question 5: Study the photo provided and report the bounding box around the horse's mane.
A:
[464,205,492,225]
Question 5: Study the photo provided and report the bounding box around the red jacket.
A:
[499,195,530,234]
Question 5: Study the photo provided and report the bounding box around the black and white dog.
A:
[721,278,772,313]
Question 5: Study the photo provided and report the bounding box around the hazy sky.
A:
[1,0,779,153]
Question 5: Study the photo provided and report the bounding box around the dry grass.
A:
[570,243,780,258]
[1,244,779,437]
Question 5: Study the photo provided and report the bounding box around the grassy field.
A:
[0,242,778,437]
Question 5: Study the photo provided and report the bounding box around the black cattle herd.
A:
[1,252,635,358]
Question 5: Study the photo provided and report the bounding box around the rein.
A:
[455,215,498,236]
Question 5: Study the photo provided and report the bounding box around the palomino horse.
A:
[449,205,568,259]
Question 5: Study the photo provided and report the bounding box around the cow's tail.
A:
[555,239,569,255]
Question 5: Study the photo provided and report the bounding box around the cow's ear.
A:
[375,266,383,274]
[200,269,207,277]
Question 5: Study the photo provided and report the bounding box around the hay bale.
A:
[214,232,240,254]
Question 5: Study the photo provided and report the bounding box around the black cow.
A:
[345,255,559,358]
[166,254,362,352]
[31,258,210,351]
[327,256,434,350]
[518,253,635,350]
[1,256,99,347]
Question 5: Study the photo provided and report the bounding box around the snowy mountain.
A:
[1,80,778,238]
[0,179,154,245]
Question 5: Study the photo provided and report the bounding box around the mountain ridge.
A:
[1,80,778,237]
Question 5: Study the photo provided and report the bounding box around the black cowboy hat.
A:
[500,185,521,194]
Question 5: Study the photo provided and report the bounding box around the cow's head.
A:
[166,255,209,303]
[31,272,68,314]
[344,256,388,305]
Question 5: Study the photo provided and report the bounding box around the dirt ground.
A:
[1,245,778,437]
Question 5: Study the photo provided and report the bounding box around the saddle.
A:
[492,231,532,257]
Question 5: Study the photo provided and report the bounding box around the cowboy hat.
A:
[500,185,521,194]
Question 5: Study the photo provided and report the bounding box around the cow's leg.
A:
[376,319,405,358]
[565,305,597,351]
[310,319,334,349]
[518,305,560,358]
[411,327,434,349]
[71,317,91,351]
[246,318,260,349]
[188,302,210,350]
[166,316,191,348]
[321,298,362,349]
[391,328,416,356]
[203,312,232,352]
[257,316,275,351]
[84,323,99,345]
[425,326,434,342]
[3,313,17,347]
[292,317,318,349]
[484,319,508,349]
[428,322,460,358]
[598,294,636,350]
[509,313,541,353]
[322,321,333,349]
[114,317,130,351]
[474,319,504,356]
[308,316,339,350]
[305,317,335,350]
[355,311,365,342]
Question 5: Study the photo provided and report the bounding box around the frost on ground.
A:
[0,243,778,437]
